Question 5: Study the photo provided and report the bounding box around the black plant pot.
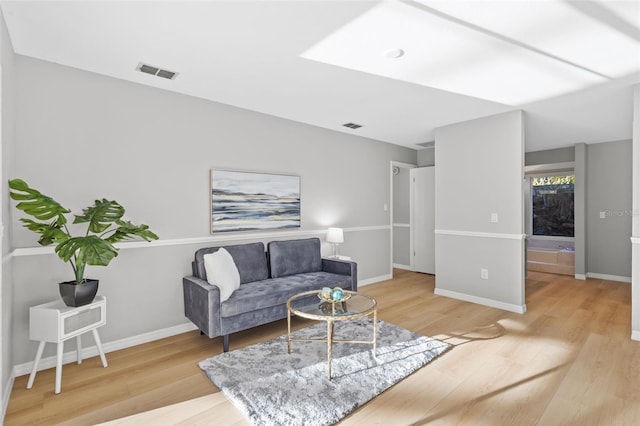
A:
[59,279,99,307]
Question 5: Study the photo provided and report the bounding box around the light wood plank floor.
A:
[6,270,640,425]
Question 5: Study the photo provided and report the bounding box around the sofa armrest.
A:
[322,258,358,292]
[182,276,222,338]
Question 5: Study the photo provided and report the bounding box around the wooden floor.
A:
[6,270,640,425]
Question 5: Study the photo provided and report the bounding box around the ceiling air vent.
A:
[136,62,178,80]
[343,122,363,129]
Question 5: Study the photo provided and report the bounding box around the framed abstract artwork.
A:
[211,169,301,233]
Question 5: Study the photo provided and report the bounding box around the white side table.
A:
[27,295,108,394]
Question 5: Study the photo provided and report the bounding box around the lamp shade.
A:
[326,227,344,244]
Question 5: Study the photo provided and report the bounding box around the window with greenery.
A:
[531,175,574,237]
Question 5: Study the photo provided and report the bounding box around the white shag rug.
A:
[199,318,451,426]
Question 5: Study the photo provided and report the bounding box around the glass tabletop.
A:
[287,290,376,321]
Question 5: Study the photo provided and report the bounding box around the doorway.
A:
[524,167,575,276]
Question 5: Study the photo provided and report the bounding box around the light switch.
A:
[599,211,606,219]
[491,213,498,223]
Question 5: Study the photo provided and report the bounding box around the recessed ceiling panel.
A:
[420,0,640,79]
[301,1,639,105]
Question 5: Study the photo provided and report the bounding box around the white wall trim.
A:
[392,223,410,228]
[631,236,640,244]
[1,371,15,426]
[434,288,527,314]
[586,273,632,283]
[392,263,412,271]
[10,225,391,257]
[575,274,587,280]
[632,330,640,341]
[345,225,390,233]
[435,229,526,240]
[13,322,197,377]
[358,274,391,287]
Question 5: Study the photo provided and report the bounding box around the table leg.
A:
[26,341,46,389]
[373,309,377,357]
[55,342,64,394]
[76,335,83,364]
[287,310,292,354]
[327,321,333,380]
[92,329,108,368]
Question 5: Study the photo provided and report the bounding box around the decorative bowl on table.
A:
[318,286,351,302]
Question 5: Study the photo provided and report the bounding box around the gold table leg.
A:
[373,309,377,357]
[287,310,291,354]
[327,321,333,380]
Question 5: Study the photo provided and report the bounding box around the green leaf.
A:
[20,219,69,246]
[10,179,158,282]
[73,199,124,234]
[56,236,119,281]
[9,179,70,226]
[106,220,159,244]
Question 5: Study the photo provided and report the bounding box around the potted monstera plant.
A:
[9,178,159,307]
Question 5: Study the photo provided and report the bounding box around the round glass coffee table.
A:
[286,290,377,380]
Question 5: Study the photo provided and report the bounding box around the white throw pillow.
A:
[203,248,241,302]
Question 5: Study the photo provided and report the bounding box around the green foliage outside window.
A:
[532,175,575,186]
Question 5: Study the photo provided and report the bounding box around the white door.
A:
[410,167,435,274]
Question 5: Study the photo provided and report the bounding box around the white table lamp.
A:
[326,227,344,258]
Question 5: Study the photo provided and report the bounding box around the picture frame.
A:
[211,169,301,233]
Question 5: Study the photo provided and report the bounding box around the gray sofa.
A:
[183,237,357,352]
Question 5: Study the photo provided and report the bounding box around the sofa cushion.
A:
[268,238,322,278]
[203,248,240,302]
[220,271,352,317]
[194,242,269,284]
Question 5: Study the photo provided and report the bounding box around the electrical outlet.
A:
[481,268,489,280]
[384,203,388,211]
[491,213,498,223]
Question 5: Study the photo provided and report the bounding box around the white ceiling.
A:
[2,0,639,151]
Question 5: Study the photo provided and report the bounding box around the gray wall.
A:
[435,110,525,312]
[575,143,587,276]
[524,142,633,279]
[392,167,410,266]
[586,140,632,278]
[1,8,15,419]
[7,55,416,366]
[417,147,435,167]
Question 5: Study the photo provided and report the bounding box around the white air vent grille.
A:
[343,122,363,129]
[136,62,178,80]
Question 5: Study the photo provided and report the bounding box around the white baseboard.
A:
[13,322,197,377]
[632,330,640,341]
[434,288,527,314]
[392,263,412,271]
[586,273,631,283]
[358,274,392,287]
[1,370,16,425]
[575,274,587,280]
[10,274,392,377]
